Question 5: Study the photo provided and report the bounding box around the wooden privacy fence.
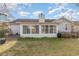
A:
[57,32,79,38]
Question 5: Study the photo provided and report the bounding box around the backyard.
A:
[0,37,79,56]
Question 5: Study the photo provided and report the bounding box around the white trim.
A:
[20,34,57,38]
[56,24,58,33]
[20,24,22,35]
[29,25,32,34]
[48,25,50,33]
[39,25,41,34]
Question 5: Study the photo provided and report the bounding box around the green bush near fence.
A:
[0,29,8,38]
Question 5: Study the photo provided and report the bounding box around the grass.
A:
[0,40,17,54]
[0,37,79,56]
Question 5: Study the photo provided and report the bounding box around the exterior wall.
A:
[58,19,71,32]
[10,17,79,37]
[10,24,20,34]
[73,25,79,32]
[20,24,58,37]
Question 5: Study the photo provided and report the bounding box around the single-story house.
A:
[10,13,79,37]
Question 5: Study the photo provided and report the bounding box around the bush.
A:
[15,33,18,35]
[57,33,61,38]
[0,31,4,38]
[0,29,7,38]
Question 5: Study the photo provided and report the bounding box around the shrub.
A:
[0,29,7,38]
[57,33,61,38]
[0,31,4,38]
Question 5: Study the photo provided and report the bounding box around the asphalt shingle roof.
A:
[10,18,79,25]
[11,19,56,23]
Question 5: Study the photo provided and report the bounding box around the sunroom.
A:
[20,24,58,37]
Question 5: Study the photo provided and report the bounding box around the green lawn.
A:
[0,37,79,56]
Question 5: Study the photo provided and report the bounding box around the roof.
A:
[11,19,56,23]
[10,18,79,25]
[58,16,72,22]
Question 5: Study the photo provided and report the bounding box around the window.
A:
[50,25,53,33]
[41,25,56,34]
[45,25,49,33]
[53,25,56,33]
[65,24,68,30]
[50,25,56,33]
[23,25,30,34]
[41,25,45,33]
[31,25,39,34]
[41,25,49,33]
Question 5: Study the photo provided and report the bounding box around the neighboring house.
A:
[10,13,79,37]
[0,13,10,30]
[0,22,9,30]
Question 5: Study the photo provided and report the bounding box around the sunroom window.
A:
[41,25,49,33]
[41,25,56,34]
[31,25,39,34]
[50,25,56,33]
[23,25,30,34]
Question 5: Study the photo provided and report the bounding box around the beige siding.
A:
[73,25,79,32]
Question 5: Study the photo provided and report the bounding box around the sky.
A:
[0,3,79,21]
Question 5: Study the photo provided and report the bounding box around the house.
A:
[0,12,10,30]
[10,13,79,37]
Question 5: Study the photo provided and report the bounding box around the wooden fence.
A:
[58,32,79,38]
